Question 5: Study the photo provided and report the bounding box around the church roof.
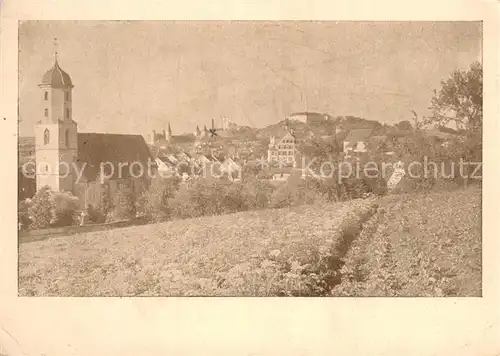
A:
[40,58,73,88]
[76,133,153,181]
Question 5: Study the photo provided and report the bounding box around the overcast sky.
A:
[18,21,481,137]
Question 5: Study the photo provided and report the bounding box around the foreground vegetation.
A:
[19,186,481,297]
[331,186,481,297]
[19,198,378,296]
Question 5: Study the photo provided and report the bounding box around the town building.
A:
[144,122,197,148]
[144,124,172,146]
[287,112,333,125]
[267,125,297,166]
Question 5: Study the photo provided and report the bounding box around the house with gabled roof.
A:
[220,156,242,181]
[267,124,297,166]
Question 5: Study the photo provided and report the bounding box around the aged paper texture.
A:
[1,0,499,355]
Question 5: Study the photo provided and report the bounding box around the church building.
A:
[33,54,154,208]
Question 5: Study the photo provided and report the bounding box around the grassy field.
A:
[19,198,378,296]
[331,186,482,297]
[19,187,482,297]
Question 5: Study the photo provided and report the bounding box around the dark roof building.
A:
[76,133,154,181]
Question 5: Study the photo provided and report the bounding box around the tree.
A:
[270,175,321,208]
[52,190,80,226]
[141,176,181,222]
[112,188,136,221]
[427,61,482,131]
[27,186,57,229]
[98,185,112,222]
[426,61,483,186]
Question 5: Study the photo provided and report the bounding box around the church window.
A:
[44,92,48,101]
[65,129,70,147]
[65,91,70,101]
[43,129,50,145]
[66,108,70,119]
[44,108,48,117]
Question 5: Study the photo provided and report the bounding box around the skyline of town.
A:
[18,21,481,137]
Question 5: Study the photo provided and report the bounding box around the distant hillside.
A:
[222,125,258,141]
[336,116,386,134]
[255,115,387,142]
[256,119,309,139]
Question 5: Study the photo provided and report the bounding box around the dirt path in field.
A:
[330,188,482,297]
[311,200,381,294]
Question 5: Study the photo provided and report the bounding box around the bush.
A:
[169,178,244,219]
[141,176,181,222]
[223,182,250,212]
[240,178,276,210]
[311,178,333,202]
[97,185,112,222]
[27,186,57,229]
[52,191,80,227]
[112,188,136,221]
[269,181,294,209]
[270,176,322,209]
[25,187,80,229]
[18,198,33,230]
[87,203,105,223]
[169,177,276,220]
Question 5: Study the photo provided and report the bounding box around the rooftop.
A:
[343,128,374,148]
[40,58,73,88]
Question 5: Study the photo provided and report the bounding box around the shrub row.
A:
[139,168,387,223]
[20,184,141,230]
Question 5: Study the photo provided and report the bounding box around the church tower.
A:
[35,49,78,193]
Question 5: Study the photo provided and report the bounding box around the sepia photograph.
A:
[17,20,483,297]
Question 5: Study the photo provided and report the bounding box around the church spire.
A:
[53,37,59,63]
